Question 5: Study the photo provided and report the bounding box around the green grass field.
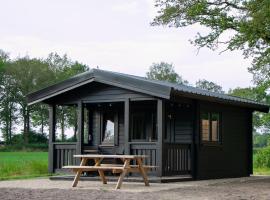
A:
[0,152,49,180]
[0,151,269,180]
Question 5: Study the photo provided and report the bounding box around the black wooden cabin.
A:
[27,69,269,180]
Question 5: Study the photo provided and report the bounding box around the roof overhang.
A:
[26,69,270,113]
[26,69,172,105]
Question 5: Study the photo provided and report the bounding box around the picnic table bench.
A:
[63,154,157,189]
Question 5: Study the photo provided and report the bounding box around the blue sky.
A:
[0,0,254,91]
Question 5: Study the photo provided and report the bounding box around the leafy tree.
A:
[31,104,49,136]
[229,87,270,134]
[44,53,88,140]
[146,62,188,84]
[196,79,224,93]
[0,51,18,144]
[152,0,270,83]
[5,57,53,143]
[253,133,270,148]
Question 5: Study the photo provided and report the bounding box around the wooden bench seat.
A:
[63,165,124,171]
[63,164,158,173]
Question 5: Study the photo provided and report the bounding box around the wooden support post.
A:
[48,104,56,173]
[77,102,84,157]
[157,99,165,177]
[191,100,199,180]
[124,99,130,155]
[247,110,253,175]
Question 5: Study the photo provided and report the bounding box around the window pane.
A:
[211,113,219,142]
[201,112,210,141]
[102,113,115,144]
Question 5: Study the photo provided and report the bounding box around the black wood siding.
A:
[196,101,251,179]
[49,82,151,105]
[165,103,193,144]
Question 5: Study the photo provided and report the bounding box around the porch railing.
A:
[130,142,158,173]
[53,143,77,171]
[163,143,191,175]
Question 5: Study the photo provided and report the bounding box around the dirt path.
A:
[0,176,270,200]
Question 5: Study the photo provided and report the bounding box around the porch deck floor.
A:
[50,174,193,183]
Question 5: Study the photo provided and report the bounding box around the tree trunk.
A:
[41,112,44,135]
[8,103,12,144]
[23,106,30,144]
[61,110,65,141]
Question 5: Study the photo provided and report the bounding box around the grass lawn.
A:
[0,151,269,180]
[0,152,49,180]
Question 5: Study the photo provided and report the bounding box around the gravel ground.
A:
[0,176,270,200]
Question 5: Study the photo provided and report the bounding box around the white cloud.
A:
[111,0,141,15]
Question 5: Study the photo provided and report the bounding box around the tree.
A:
[146,62,188,84]
[0,50,18,144]
[196,79,224,93]
[152,0,270,83]
[44,53,88,140]
[31,104,49,136]
[6,57,53,143]
[228,87,270,133]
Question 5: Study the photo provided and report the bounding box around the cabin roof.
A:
[26,68,269,112]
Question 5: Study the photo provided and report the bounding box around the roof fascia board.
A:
[27,78,95,105]
[171,90,269,112]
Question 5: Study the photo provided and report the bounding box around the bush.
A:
[0,143,48,152]
[254,146,270,168]
[10,131,48,144]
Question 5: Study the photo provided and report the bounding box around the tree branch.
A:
[207,1,247,11]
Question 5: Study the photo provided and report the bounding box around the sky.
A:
[0,0,254,91]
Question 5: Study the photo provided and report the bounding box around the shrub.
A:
[254,146,270,168]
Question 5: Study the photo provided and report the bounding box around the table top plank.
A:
[73,154,148,159]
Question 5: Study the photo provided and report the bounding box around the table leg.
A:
[72,158,87,187]
[136,158,150,186]
[94,158,107,184]
[115,159,130,189]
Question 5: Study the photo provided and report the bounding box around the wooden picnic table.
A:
[63,154,152,189]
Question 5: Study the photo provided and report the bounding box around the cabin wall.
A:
[49,82,151,105]
[196,101,252,179]
[163,101,194,176]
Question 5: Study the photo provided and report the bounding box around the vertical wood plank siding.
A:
[163,144,191,175]
[196,101,251,179]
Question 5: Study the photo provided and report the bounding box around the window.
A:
[201,111,221,143]
[102,112,115,145]
[131,113,146,140]
[131,105,157,142]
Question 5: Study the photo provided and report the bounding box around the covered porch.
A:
[48,98,193,178]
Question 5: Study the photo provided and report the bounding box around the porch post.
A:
[124,99,130,154]
[191,100,199,179]
[157,99,165,177]
[247,110,253,175]
[48,104,56,173]
[77,101,84,156]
